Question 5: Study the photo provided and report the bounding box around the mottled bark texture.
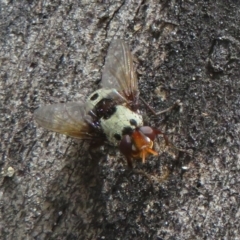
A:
[1,1,240,239]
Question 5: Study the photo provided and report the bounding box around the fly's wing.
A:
[34,102,98,139]
[101,40,139,108]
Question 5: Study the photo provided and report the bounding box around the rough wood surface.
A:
[1,1,240,239]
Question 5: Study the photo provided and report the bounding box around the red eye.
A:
[139,126,161,141]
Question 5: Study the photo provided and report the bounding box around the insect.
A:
[34,40,179,168]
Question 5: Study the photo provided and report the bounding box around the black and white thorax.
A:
[85,88,143,146]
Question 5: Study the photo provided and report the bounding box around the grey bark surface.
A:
[1,1,240,239]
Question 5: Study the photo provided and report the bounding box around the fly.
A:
[34,40,181,168]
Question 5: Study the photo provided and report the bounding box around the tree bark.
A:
[1,0,240,239]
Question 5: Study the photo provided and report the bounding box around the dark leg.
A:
[126,157,133,168]
[140,96,182,116]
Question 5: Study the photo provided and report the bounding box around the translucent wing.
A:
[34,102,97,139]
[102,40,139,106]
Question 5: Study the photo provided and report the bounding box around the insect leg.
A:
[126,157,133,168]
[140,97,182,116]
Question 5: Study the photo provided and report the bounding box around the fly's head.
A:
[119,126,164,167]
